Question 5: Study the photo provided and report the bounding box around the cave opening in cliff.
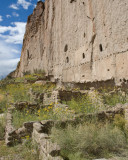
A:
[83,53,85,59]
[66,57,69,63]
[70,0,76,3]
[64,44,68,52]
[99,44,103,52]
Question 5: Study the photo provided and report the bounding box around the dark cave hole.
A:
[99,44,103,52]
[66,57,69,63]
[64,44,68,52]
[83,53,85,59]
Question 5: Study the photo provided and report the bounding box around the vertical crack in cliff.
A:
[48,0,55,76]
[88,0,96,33]
[45,0,49,30]
[90,34,96,69]
[88,0,96,70]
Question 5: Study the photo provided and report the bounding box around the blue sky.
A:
[0,0,44,79]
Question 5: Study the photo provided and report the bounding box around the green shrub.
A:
[51,122,127,159]
[113,114,128,140]
[67,94,103,114]
[0,139,39,160]
[114,114,126,131]
[0,78,15,90]
[0,98,7,113]
[0,115,6,140]
[32,82,56,93]
[12,106,56,128]
[101,90,128,106]
[34,69,45,75]
[22,69,45,82]
[6,83,31,102]
[23,71,31,76]
[61,151,86,160]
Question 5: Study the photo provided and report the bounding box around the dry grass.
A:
[0,139,39,160]
[51,122,128,159]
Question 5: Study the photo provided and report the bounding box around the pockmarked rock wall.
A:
[15,0,128,85]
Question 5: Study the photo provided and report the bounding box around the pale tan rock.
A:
[14,0,128,86]
[35,80,47,85]
[33,122,43,133]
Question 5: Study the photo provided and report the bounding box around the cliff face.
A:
[15,0,128,85]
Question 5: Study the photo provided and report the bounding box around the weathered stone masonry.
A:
[14,0,128,85]
[5,103,128,159]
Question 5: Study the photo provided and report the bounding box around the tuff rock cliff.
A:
[14,0,128,85]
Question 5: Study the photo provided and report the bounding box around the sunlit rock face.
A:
[14,0,128,85]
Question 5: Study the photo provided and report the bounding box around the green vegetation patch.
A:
[0,139,39,160]
[101,89,128,106]
[64,93,104,114]
[51,121,128,160]
[12,104,56,128]
[32,82,56,93]
[6,83,31,103]
[0,114,6,140]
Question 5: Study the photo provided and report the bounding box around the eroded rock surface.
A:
[14,0,128,85]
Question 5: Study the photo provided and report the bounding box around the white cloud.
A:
[0,41,20,60]
[9,0,32,10]
[0,22,26,44]
[0,40,20,78]
[33,4,37,8]
[12,12,19,17]
[17,0,32,9]
[0,16,3,22]
[9,4,19,10]
[0,22,25,77]
[11,49,20,54]
[0,58,20,78]
[6,15,11,18]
